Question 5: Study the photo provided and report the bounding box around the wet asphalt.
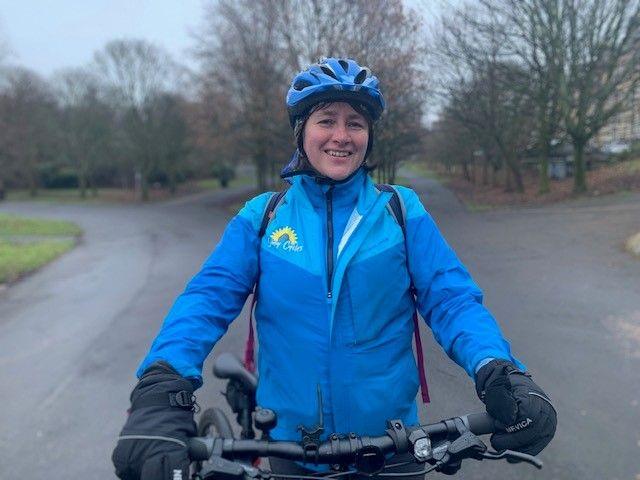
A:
[0,178,638,479]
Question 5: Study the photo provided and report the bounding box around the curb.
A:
[625,231,640,257]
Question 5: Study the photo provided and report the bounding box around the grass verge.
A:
[0,240,75,284]
[626,232,640,258]
[0,213,82,285]
[4,174,257,204]
[0,213,82,236]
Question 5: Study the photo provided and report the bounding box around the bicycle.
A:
[189,353,542,479]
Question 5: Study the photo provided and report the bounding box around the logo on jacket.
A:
[269,226,303,252]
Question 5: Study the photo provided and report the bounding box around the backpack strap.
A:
[244,190,287,373]
[375,184,406,233]
[258,190,287,238]
[376,184,430,404]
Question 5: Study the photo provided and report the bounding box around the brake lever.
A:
[446,431,487,459]
[481,450,543,469]
[198,456,246,480]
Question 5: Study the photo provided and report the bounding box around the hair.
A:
[292,101,377,171]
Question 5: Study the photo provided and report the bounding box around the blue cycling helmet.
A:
[286,58,385,127]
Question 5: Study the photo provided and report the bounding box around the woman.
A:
[112,58,556,480]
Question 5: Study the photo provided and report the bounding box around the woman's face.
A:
[302,102,369,181]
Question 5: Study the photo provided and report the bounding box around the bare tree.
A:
[432,5,535,192]
[193,0,290,192]
[560,0,640,192]
[0,67,59,197]
[193,0,427,189]
[147,92,191,194]
[55,68,114,198]
[278,0,428,184]
[94,39,178,200]
[0,32,9,199]
[478,0,565,194]
[427,111,479,182]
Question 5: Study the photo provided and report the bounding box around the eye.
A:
[348,121,365,129]
[319,118,334,125]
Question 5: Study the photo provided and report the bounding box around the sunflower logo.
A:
[270,226,298,245]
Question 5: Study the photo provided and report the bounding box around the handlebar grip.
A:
[464,413,496,435]
[188,437,211,461]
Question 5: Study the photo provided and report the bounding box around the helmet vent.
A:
[293,79,313,91]
[338,59,349,72]
[354,68,370,84]
[320,65,338,79]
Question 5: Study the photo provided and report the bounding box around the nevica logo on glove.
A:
[505,417,533,433]
[269,226,303,252]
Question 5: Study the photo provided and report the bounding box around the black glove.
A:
[476,359,557,456]
[112,362,197,480]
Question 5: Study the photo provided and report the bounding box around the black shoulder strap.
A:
[376,184,406,235]
[259,190,287,238]
[376,185,428,403]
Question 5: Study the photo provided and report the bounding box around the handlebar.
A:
[189,412,543,478]
[189,412,496,463]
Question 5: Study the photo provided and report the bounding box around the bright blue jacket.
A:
[139,168,523,442]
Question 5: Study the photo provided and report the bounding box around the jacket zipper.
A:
[326,185,334,299]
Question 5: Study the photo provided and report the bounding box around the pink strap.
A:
[243,294,257,373]
[413,311,430,404]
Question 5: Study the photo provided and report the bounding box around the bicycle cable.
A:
[377,464,439,477]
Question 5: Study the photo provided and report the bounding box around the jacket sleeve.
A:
[396,186,525,379]
[136,192,273,387]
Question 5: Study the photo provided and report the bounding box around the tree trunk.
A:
[504,167,512,192]
[141,174,149,201]
[269,157,276,191]
[462,162,471,182]
[470,158,476,184]
[573,140,587,193]
[256,155,267,192]
[28,170,38,197]
[503,152,524,193]
[510,162,524,193]
[134,170,142,201]
[538,153,550,195]
[492,164,500,187]
[169,173,177,195]
[79,174,87,199]
[78,157,88,199]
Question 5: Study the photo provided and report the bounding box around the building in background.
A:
[594,39,640,151]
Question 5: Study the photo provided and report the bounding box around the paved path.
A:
[407,175,640,479]
[0,180,638,479]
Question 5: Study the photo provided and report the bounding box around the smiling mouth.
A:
[325,150,353,157]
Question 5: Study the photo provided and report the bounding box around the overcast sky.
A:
[0,0,205,76]
[0,1,450,79]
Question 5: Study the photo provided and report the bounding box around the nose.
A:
[331,122,351,145]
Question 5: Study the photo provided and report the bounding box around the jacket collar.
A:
[289,167,368,210]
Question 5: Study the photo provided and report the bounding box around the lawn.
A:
[0,213,82,284]
[0,213,82,236]
[0,240,75,284]
[5,174,256,204]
